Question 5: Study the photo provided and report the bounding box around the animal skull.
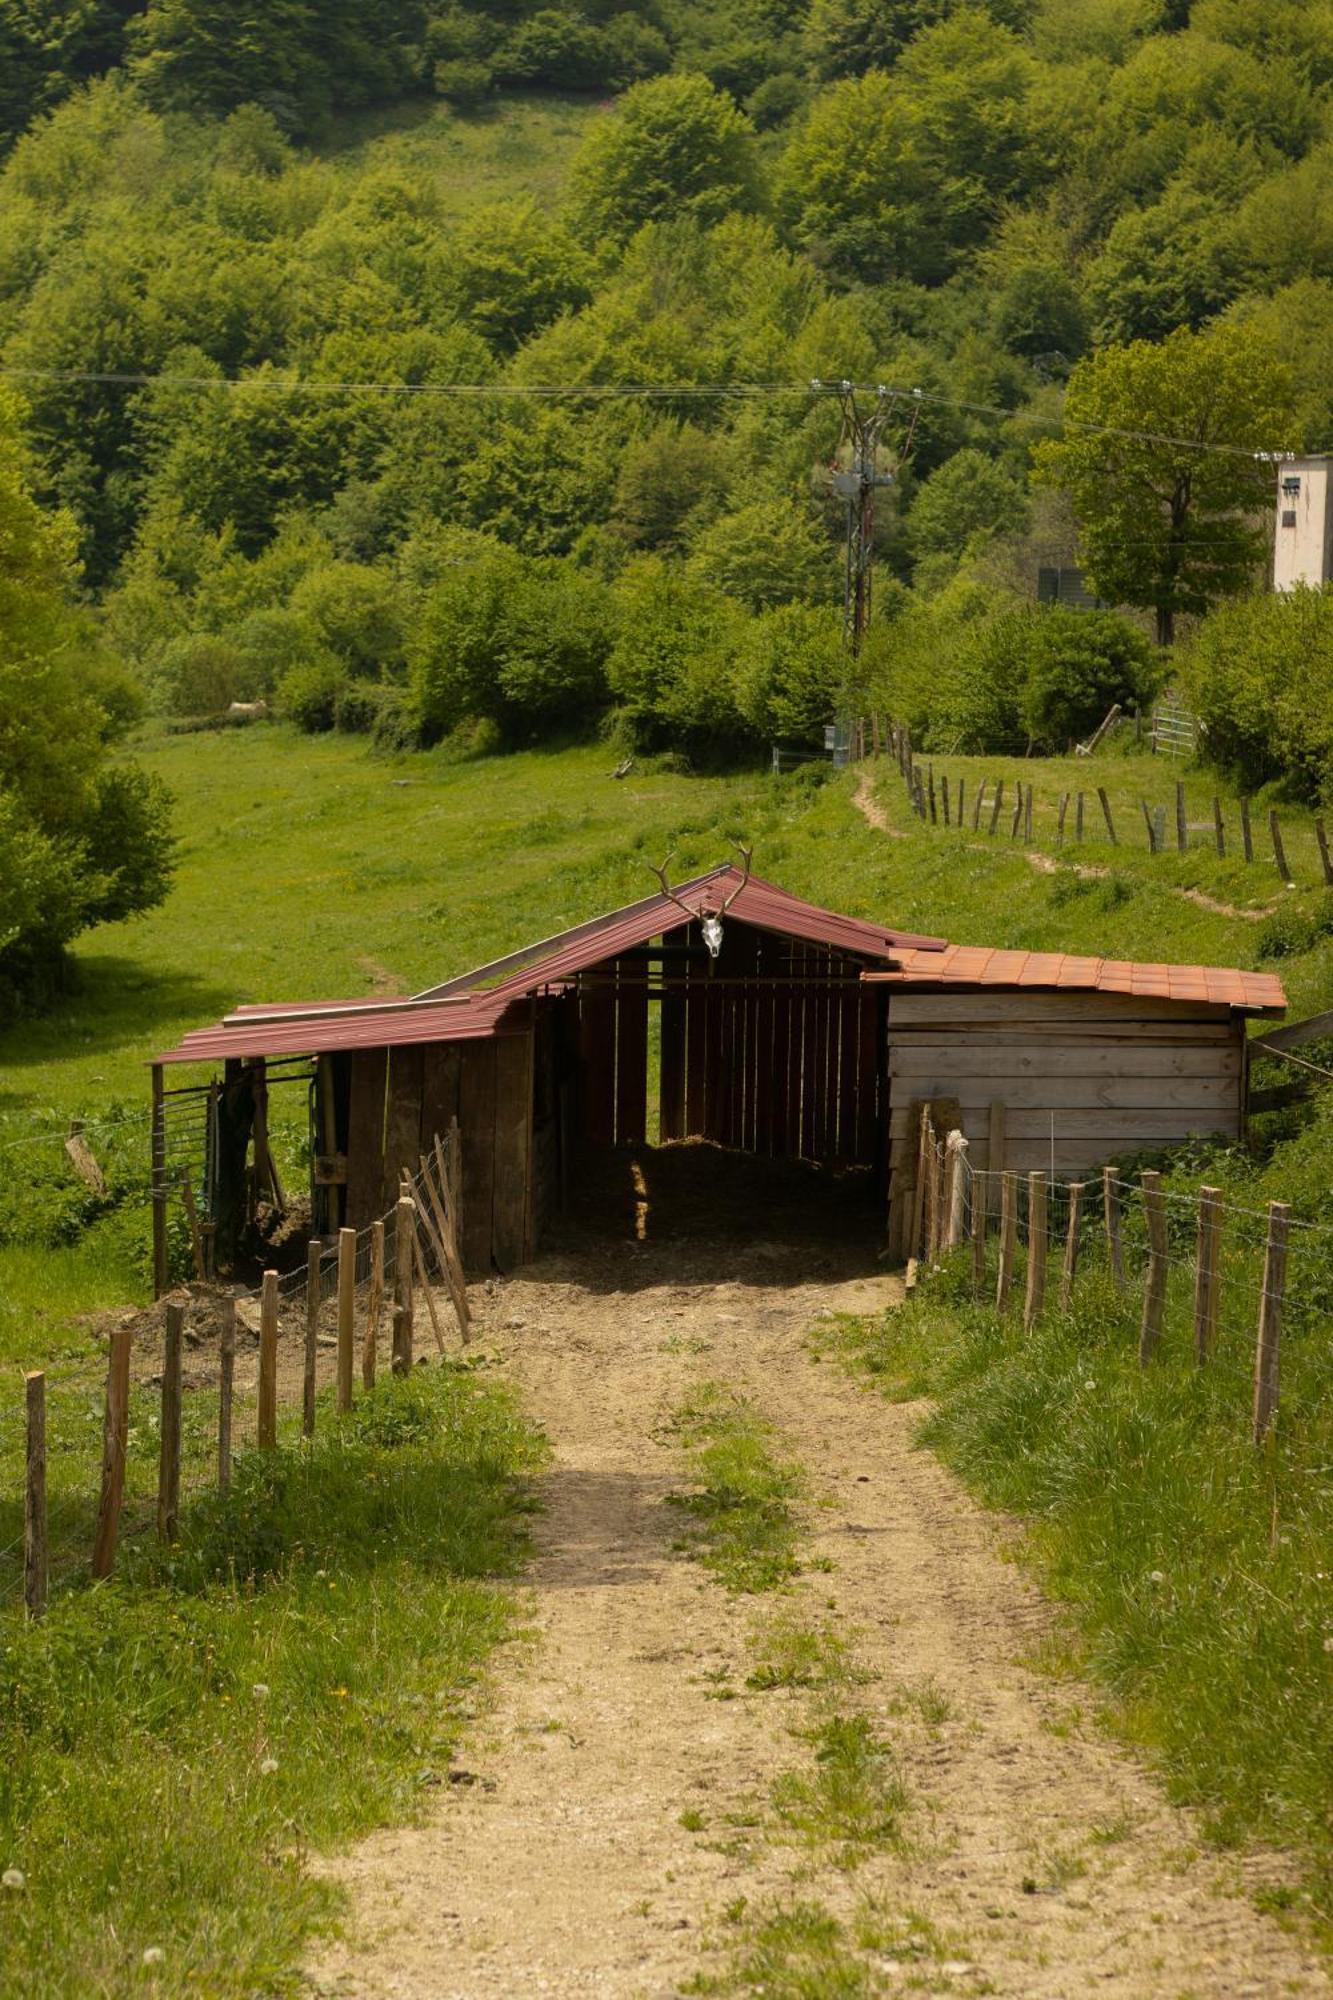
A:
[701,911,724,958]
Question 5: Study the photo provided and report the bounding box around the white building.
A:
[1274,456,1333,591]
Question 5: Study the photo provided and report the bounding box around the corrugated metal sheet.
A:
[866,947,1285,1013]
[155,867,1287,1066]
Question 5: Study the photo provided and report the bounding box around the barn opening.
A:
[150,865,1287,1294]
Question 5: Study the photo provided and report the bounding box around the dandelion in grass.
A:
[142,1947,165,1967]
[252,1683,270,1700]
[2,1868,25,1891]
[260,1757,279,1775]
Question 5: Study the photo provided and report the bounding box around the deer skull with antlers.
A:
[648,846,753,959]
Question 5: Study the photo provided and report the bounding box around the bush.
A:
[277,654,347,731]
[1020,608,1159,751]
[153,631,247,715]
[434,57,495,105]
[1179,586,1333,802]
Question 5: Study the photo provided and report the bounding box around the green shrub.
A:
[153,632,247,716]
[1256,890,1333,961]
[1020,608,1160,750]
[277,654,347,732]
[1179,586,1333,801]
[434,56,495,104]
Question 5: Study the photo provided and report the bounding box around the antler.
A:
[647,849,702,924]
[716,843,753,915]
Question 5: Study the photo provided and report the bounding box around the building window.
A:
[1282,510,1298,528]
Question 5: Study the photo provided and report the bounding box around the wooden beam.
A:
[1251,1010,1333,1056]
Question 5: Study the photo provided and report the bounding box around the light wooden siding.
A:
[886,991,1246,1187]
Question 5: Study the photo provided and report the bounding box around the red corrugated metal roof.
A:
[865,946,1285,1012]
[155,868,1287,1066]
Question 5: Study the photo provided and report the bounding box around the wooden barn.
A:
[151,865,1286,1291]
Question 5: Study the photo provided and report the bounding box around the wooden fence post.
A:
[258,1269,279,1449]
[1138,1171,1168,1364]
[1103,1166,1125,1291]
[363,1218,384,1389]
[337,1227,356,1413]
[1060,1181,1084,1311]
[24,1371,46,1618]
[1175,780,1187,853]
[1023,1172,1047,1329]
[1057,793,1069,845]
[941,773,951,827]
[180,1174,206,1283]
[1098,787,1117,845]
[1270,810,1291,883]
[927,764,937,824]
[218,1297,234,1490]
[995,1173,1019,1312]
[157,1301,183,1543]
[303,1239,320,1437]
[1252,1201,1290,1445]
[972,783,985,832]
[92,1323,132,1579]
[1076,791,1085,842]
[1213,798,1225,858]
[392,1195,415,1375]
[1193,1186,1222,1365]
[924,1124,942,1261]
[150,1063,168,1301]
[956,777,965,829]
[1316,818,1333,888]
[1009,790,1023,840]
[1240,795,1253,862]
[910,1104,932,1260]
[988,781,1005,836]
[971,1169,987,1291]
[987,1100,1006,1218]
[1141,798,1157,853]
[1024,785,1034,842]
[945,1131,967,1248]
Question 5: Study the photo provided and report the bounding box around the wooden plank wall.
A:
[885,989,1245,1251]
[344,1029,534,1275]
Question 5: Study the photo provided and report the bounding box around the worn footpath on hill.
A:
[311,1212,1327,1999]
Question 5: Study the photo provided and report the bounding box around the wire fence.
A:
[1,1135,468,1617]
[904,1107,1333,1502]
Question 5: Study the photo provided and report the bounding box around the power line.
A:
[0,366,1304,462]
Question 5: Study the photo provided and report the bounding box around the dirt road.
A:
[312,1214,1326,1999]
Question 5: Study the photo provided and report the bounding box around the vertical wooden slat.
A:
[1023,1173,1047,1329]
[684,930,707,1138]
[157,1301,183,1543]
[459,1042,498,1273]
[304,1238,320,1436]
[1060,1182,1084,1310]
[258,1269,279,1448]
[24,1371,46,1618]
[381,1045,425,1218]
[986,1100,1006,1217]
[218,1298,234,1489]
[344,1047,388,1231]
[492,1030,534,1269]
[1103,1165,1125,1290]
[753,939,775,1158]
[419,1045,462,1166]
[659,946,687,1142]
[363,1220,384,1390]
[769,970,791,1160]
[614,955,649,1146]
[995,1173,1019,1312]
[1138,1172,1168,1364]
[1193,1186,1222,1365]
[856,989,880,1167]
[151,1063,168,1299]
[337,1226,356,1412]
[393,1195,415,1375]
[836,982,858,1162]
[1252,1201,1289,1444]
[92,1324,132,1579]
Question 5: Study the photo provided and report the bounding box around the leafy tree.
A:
[611,421,730,550]
[288,561,404,677]
[1033,324,1297,645]
[1228,149,1333,293]
[429,199,591,355]
[802,0,1029,80]
[606,558,750,754]
[1019,606,1158,747]
[0,391,172,991]
[735,602,844,739]
[1178,586,1333,801]
[908,448,1028,561]
[1085,181,1243,344]
[567,73,762,248]
[777,72,936,283]
[686,495,835,609]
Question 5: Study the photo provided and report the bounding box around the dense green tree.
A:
[567,73,762,248]
[802,0,1030,80]
[1085,180,1243,344]
[1178,586,1333,801]
[429,199,591,354]
[777,72,936,283]
[686,496,834,609]
[1019,606,1158,747]
[909,448,1028,560]
[612,422,730,551]
[606,558,749,753]
[1033,323,1297,644]
[734,601,844,739]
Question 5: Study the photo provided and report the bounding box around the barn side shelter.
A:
[150,866,1286,1292]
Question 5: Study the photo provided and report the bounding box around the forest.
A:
[3,0,1333,990]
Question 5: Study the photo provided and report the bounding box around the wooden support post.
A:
[1138,1171,1168,1364]
[910,1104,932,1261]
[1175,780,1187,853]
[1057,792,1069,845]
[1009,790,1023,840]
[1270,810,1291,883]
[157,1301,184,1543]
[945,1132,967,1249]
[1098,787,1117,844]
[1193,1186,1222,1365]
[1240,795,1253,862]
[988,780,1004,836]
[258,1269,279,1449]
[92,1324,132,1579]
[392,1195,415,1376]
[971,782,984,832]
[986,1100,1006,1218]
[337,1227,356,1413]
[1060,1182,1084,1311]
[1316,818,1333,887]
[1102,1165,1125,1291]
[971,1170,987,1291]
[1252,1200,1289,1445]
[363,1219,384,1390]
[180,1174,206,1282]
[927,763,937,824]
[941,772,950,827]
[924,1124,942,1262]
[304,1239,320,1437]
[1023,1172,1047,1329]
[1075,791,1085,842]
[1141,798,1157,853]
[150,1063,168,1301]
[1024,785,1033,842]
[956,777,964,828]
[24,1371,46,1618]
[1213,798,1225,858]
[995,1172,1019,1312]
[218,1297,234,1490]
[318,1055,339,1234]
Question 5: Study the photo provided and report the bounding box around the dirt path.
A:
[312,1232,1326,1999]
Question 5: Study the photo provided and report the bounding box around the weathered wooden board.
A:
[659,965,687,1142]
[381,1044,425,1216]
[889,1133,1239,1174]
[888,1044,1241,1078]
[614,956,649,1146]
[579,979,616,1148]
[887,992,1233,1026]
[884,1075,1240,1111]
[420,1044,461,1154]
[888,1106,1242,1142]
[459,1041,497,1273]
[491,1030,533,1270]
[344,1048,388,1229]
